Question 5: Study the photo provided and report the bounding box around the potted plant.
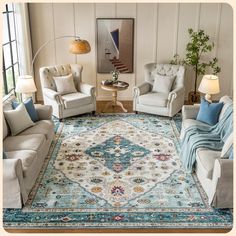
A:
[171,28,221,104]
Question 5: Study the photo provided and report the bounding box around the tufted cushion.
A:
[144,64,185,91]
[139,92,168,107]
[39,64,83,91]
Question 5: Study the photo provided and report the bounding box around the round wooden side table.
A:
[101,81,129,112]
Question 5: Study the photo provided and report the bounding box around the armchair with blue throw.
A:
[180,96,233,208]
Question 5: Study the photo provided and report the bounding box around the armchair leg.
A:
[92,111,96,115]
[135,111,138,114]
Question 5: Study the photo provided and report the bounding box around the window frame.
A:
[2,3,19,96]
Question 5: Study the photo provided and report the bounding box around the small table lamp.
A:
[198,74,220,102]
[15,75,37,101]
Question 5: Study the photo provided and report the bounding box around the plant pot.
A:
[188,91,200,105]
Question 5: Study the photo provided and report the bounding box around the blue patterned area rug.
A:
[3,114,232,229]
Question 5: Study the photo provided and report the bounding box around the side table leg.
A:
[116,101,128,113]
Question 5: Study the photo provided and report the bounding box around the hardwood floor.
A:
[5,100,231,233]
[96,100,133,113]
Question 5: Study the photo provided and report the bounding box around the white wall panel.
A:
[177,3,198,97]
[29,3,55,101]
[217,3,233,99]
[53,3,76,65]
[29,3,233,102]
[75,3,96,87]
[136,3,156,85]
[156,3,177,64]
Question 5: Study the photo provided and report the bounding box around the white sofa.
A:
[39,64,96,120]
[180,96,233,208]
[133,63,185,117]
[3,94,54,208]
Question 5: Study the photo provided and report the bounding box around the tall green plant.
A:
[171,28,221,94]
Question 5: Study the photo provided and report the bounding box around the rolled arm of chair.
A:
[79,83,95,96]
[133,82,151,97]
[43,88,62,103]
[35,104,53,120]
[168,87,185,102]
[182,104,200,120]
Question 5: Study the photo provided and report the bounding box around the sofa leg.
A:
[59,118,63,122]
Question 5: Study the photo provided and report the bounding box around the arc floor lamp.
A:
[16,36,91,100]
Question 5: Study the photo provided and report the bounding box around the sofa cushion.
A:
[219,96,233,121]
[12,97,39,122]
[5,150,37,174]
[3,134,46,152]
[139,92,168,107]
[62,92,92,109]
[20,120,54,140]
[196,148,221,179]
[4,103,35,136]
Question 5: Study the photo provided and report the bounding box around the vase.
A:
[188,91,200,105]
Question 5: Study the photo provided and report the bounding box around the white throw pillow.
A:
[4,103,35,136]
[53,73,77,95]
[152,74,176,93]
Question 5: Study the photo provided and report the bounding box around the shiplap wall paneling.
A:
[116,3,136,100]
[156,4,177,64]
[136,3,156,86]
[217,3,233,99]
[95,4,116,101]
[75,3,96,87]
[177,3,198,98]
[53,4,76,66]
[29,3,55,101]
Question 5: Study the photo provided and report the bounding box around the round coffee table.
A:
[101,81,129,112]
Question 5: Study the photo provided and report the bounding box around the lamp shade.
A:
[69,39,91,54]
[15,75,37,93]
[198,75,220,95]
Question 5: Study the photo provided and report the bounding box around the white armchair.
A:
[39,64,96,119]
[133,63,185,117]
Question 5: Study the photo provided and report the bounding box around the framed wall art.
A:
[97,18,134,73]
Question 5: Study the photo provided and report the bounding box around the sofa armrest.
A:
[79,83,95,96]
[35,104,53,120]
[182,104,200,120]
[133,82,151,97]
[43,88,62,102]
[209,159,233,208]
[3,158,27,207]
[168,87,185,102]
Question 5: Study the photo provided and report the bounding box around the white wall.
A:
[28,3,233,102]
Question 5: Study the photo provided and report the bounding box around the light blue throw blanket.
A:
[180,104,233,171]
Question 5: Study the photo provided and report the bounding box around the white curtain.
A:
[14,3,33,76]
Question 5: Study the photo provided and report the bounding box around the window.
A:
[2,3,19,96]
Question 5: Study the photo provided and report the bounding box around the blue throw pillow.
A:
[196,98,224,125]
[12,98,39,122]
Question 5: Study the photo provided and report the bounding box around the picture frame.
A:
[96,18,134,74]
